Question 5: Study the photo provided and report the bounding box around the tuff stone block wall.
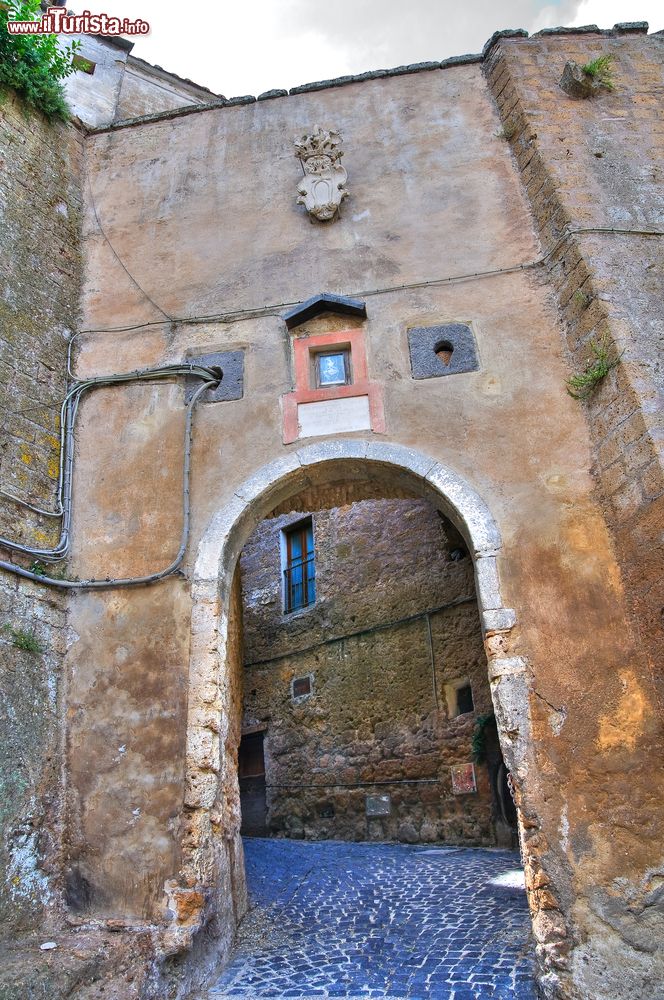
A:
[485,29,664,998]
[240,499,497,844]
[0,93,81,548]
[486,28,664,699]
[0,92,82,936]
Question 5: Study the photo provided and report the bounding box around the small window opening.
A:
[291,675,312,700]
[314,349,351,388]
[72,55,96,75]
[434,340,454,366]
[283,519,315,613]
[456,683,475,715]
[444,678,475,719]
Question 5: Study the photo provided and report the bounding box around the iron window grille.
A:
[283,520,316,612]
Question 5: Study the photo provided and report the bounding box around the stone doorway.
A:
[238,729,268,836]
[185,441,532,970]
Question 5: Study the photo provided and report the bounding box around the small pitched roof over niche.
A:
[283,293,367,330]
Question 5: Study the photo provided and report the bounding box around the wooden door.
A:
[239,731,267,836]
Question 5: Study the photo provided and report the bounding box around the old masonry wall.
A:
[240,498,498,845]
[0,93,82,938]
[0,23,662,1000]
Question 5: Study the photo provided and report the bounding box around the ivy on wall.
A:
[471,712,496,764]
[0,0,79,121]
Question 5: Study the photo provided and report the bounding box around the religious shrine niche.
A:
[280,294,385,444]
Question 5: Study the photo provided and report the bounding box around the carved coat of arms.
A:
[294,125,348,222]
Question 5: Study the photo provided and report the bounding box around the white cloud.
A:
[570,0,662,31]
[77,0,663,96]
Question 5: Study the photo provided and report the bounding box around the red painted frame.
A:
[282,328,385,444]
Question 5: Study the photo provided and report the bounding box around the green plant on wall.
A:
[0,0,80,121]
[572,288,592,309]
[581,54,615,91]
[495,121,516,141]
[566,334,622,399]
[29,559,67,580]
[2,622,43,653]
[471,712,495,764]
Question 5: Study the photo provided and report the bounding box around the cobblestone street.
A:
[208,838,536,999]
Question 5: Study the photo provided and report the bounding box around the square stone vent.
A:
[365,794,391,816]
[185,350,244,403]
[408,323,479,380]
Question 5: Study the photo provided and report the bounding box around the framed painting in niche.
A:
[314,349,351,388]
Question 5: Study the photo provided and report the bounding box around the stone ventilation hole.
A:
[434,340,454,366]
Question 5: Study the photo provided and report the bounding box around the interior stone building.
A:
[0,14,662,1000]
[238,497,516,847]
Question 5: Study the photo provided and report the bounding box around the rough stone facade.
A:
[0,22,662,1000]
[485,30,664,998]
[240,499,498,844]
[0,92,81,942]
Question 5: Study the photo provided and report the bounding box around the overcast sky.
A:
[87,0,662,96]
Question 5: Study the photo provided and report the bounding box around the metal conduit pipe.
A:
[4,225,659,585]
[2,362,220,528]
[0,364,221,589]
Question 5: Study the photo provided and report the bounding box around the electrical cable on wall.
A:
[0,363,222,590]
[1,225,661,591]
[75,226,664,338]
[243,597,476,668]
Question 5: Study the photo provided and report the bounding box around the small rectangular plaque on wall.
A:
[298,395,371,438]
[451,763,477,795]
[365,794,391,816]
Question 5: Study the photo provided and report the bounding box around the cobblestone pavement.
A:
[208,838,536,999]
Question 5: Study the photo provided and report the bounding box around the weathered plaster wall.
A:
[65,582,191,920]
[240,499,494,844]
[63,35,130,128]
[0,93,82,935]
[47,31,664,998]
[114,59,219,122]
[486,30,664,997]
[63,38,217,129]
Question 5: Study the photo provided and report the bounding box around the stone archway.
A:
[173,439,534,958]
